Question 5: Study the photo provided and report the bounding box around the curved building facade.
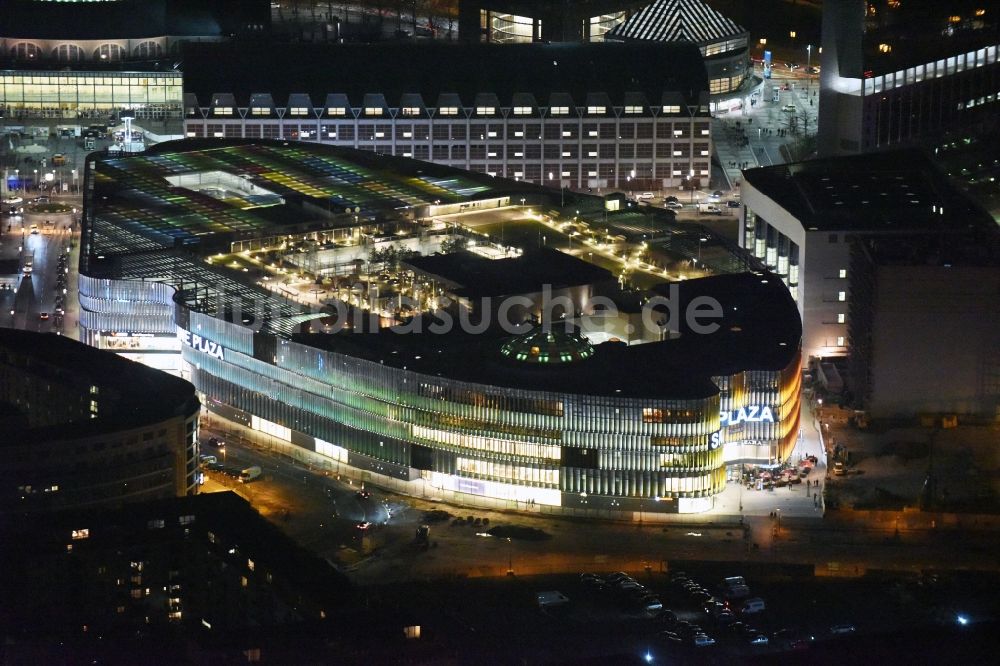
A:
[0,0,269,63]
[79,140,801,516]
[0,329,200,514]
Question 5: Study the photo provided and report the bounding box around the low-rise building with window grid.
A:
[180,41,712,193]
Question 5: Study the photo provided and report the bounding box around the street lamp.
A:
[689,170,696,204]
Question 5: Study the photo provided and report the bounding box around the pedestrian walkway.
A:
[709,395,828,520]
[712,68,820,191]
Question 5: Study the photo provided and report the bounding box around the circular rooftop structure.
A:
[500,326,594,364]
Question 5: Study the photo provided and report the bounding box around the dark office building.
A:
[0,330,200,514]
[818,0,1000,155]
[847,234,1000,420]
[458,0,649,43]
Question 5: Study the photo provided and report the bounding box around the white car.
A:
[637,192,655,200]
[692,634,716,647]
[665,201,684,210]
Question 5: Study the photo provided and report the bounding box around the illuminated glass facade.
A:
[80,141,802,516]
[0,70,183,119]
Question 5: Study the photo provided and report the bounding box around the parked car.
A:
[657,609,677,623]
[782,104,797,112]
[748,633,770,645]
[716,611,736,625]
[829,624,856,635]
[665,201,684,210]
[726,200,742,208]
[691,634,716,647]
[741,598,766,614]
[664,196,679,204]
[637,192,655,200]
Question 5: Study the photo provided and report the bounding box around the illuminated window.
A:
[289,107,308,116]
[662,105,681,114]
[839,268,847,278]
[586,106,606,114]
[836,336,845,347]
[838,291,846,301]
[550,106,569,115]
[71,528,90,540]
[251,107,269,116]
[215,107,233,115]
[327,107,346,116]
[438,107,458,116]
[475,106,495,115]
[837,313,846,324]
[624,105,643,114]
[513,106,532,115]
[878,43,892,53]
[364,107,383,116]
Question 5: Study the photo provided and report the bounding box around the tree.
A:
[440,235,469,254]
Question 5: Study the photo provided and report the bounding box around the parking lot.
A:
[363,566,1000,663]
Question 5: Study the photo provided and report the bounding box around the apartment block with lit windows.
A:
[180,41,713,192]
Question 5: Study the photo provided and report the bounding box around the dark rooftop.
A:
[0,329,199,441]
[181,40,710,108]
[293,271,800,401]
[0,0,269,42]
[741,148,996,233]
[405,248,614,298]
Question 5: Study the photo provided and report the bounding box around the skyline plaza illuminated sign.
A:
[720,405,775,427]
[178,329,225,360]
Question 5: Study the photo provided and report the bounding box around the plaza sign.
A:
[179,329,225,361]
[720,405,774,427]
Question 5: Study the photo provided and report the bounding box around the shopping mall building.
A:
[80,140,800,516]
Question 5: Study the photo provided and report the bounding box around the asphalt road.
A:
[196,416,1000,589]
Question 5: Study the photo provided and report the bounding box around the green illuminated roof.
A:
[499,326,595,365]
